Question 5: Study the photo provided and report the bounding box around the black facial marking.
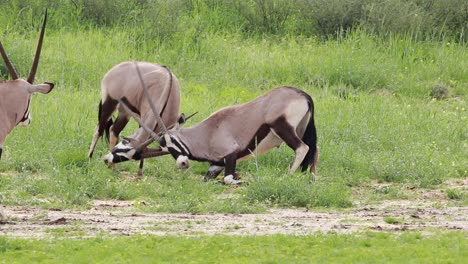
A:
[112,154,129,163]
[110,148,132,163]
[170,136,190,156]
[168,147,181,160]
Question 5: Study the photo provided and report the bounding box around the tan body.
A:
[103,69,318,185]
[88,61,181,175]
[160,86,319,184]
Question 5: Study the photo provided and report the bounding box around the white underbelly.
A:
[238,131,283,161]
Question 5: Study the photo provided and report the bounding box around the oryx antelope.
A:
[104,77,319,185]
[88,61,181,176]
[0,10,54,160]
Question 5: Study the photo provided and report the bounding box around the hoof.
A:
[223,175,243,185]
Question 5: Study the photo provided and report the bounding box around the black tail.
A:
[300,102,318,172]
[98,100,113,143]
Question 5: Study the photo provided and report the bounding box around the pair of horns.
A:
[0,9,48,83]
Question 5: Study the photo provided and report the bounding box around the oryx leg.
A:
[137,159,144,177]
[88,99,117,158]
[0,143,3,160]
[223,154,243,185]
[109,112,130,149]
[271,122,309,174]
[204,164,224,182]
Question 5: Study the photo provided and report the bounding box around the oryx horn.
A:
[0,41,19,80]
[133,61,168,133]
[118,99,160,143]
[27,9,48,84]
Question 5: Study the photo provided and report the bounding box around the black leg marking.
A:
[89,98,118,158]
[204,165,224,182]
[222,153,243,185]
[270,116,302,151]
[98,98,118,140]
[271,116,310,173]
[137,159,144,177]
[224,153,237,177]
[111,112,130,142]
[0,148,2,160]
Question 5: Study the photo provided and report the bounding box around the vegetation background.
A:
[0,0,467,261]
[0,0,466,212]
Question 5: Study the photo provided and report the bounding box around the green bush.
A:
[0,0,466,41]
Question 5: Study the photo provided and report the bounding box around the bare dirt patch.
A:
[1,180,467,238]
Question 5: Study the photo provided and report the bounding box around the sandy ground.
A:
[1,180,467,238]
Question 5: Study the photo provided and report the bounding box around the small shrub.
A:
[430,82,451,100]
[446,189,464,200]
[384,216,401,224]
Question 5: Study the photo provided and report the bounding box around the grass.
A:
[0,5,466,212]
[0,87,465,211]
[0,232,466,263]
[0,3,467,262]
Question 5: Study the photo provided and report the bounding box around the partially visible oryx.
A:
[88,61,181,176]
[0,10,54,160]
[104,67,319,185]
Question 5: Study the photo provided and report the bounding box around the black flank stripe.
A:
[121,97,140,115]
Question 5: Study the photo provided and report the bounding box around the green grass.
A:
[0,2,467,212]
[0,232,466,263]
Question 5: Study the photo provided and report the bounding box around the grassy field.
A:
[0,1,467,262]
[1,232,467,263]
[0,29,466,211]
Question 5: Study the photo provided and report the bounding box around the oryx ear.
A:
[158,136,167,147]
[175,111,197,130]
[28,82,54,94]
[175,113,187,130]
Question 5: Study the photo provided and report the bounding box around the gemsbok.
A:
[88,61,181,176]
[104,66,319,185]
[0,10,54,160]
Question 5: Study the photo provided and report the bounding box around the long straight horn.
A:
[27,9,48,84]
[118,99,160,142]
[134,62,168,133]
[0,41,19,80]
[118,99,161,151]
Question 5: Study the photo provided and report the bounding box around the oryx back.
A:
[179,87,315,163]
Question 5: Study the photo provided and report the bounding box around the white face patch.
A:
[102,141,138,164]
[115,141,132,150]
[102,153,114,163]
[176,155,190,169]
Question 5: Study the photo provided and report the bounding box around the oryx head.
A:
[0,9,54,125]
[102,112,194,166]
[102,62,194,168]
[0,10,53,160]
[158,132,190,169]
